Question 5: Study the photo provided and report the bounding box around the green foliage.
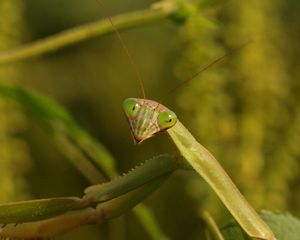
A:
[0,0,299,239]
[0,0,30,202]
[169,0,197,23]
[0,85,77,132]
[221,211,300,240]
[175,0,300,223]
[221,0,296,212]
[0,84,116,180]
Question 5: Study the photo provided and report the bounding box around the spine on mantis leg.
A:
[0,154,178,239]
[167,121,276,240]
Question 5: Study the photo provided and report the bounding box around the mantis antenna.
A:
[162,40,253,100]
[96,0,146,99]
[97,0,251,101]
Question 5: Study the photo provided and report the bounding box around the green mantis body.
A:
[123,98,276,240]
[0,86,278,240]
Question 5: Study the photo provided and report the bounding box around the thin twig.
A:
[0,6,177,65]
[202,211,225,240]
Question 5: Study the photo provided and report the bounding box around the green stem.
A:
[202,211,224,240]
[0,4,177,65]
[133,204,169,240]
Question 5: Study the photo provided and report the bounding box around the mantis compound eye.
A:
[157,110,177,130]
[123,98,140,117]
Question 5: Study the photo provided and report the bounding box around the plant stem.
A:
[133,204,169,240]
[202,211,224,240]
[0,5,177,65]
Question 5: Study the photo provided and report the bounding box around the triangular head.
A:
[123,98,177,144]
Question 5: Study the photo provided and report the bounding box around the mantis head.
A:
[123,98,177,144]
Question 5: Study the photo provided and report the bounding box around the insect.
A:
[123,96,276,240]
[0,1,277,240]
[121,97,276,239]
[117,9,276,240]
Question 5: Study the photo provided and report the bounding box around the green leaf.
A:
[0,84,115,179]
[221,211,300,240]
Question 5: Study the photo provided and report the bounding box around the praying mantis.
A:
[0,0,278,240]
[121,97,276,240]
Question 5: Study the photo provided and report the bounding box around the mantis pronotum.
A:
[0,1,277,239]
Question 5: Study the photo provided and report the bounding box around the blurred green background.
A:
[0,0,300,239]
